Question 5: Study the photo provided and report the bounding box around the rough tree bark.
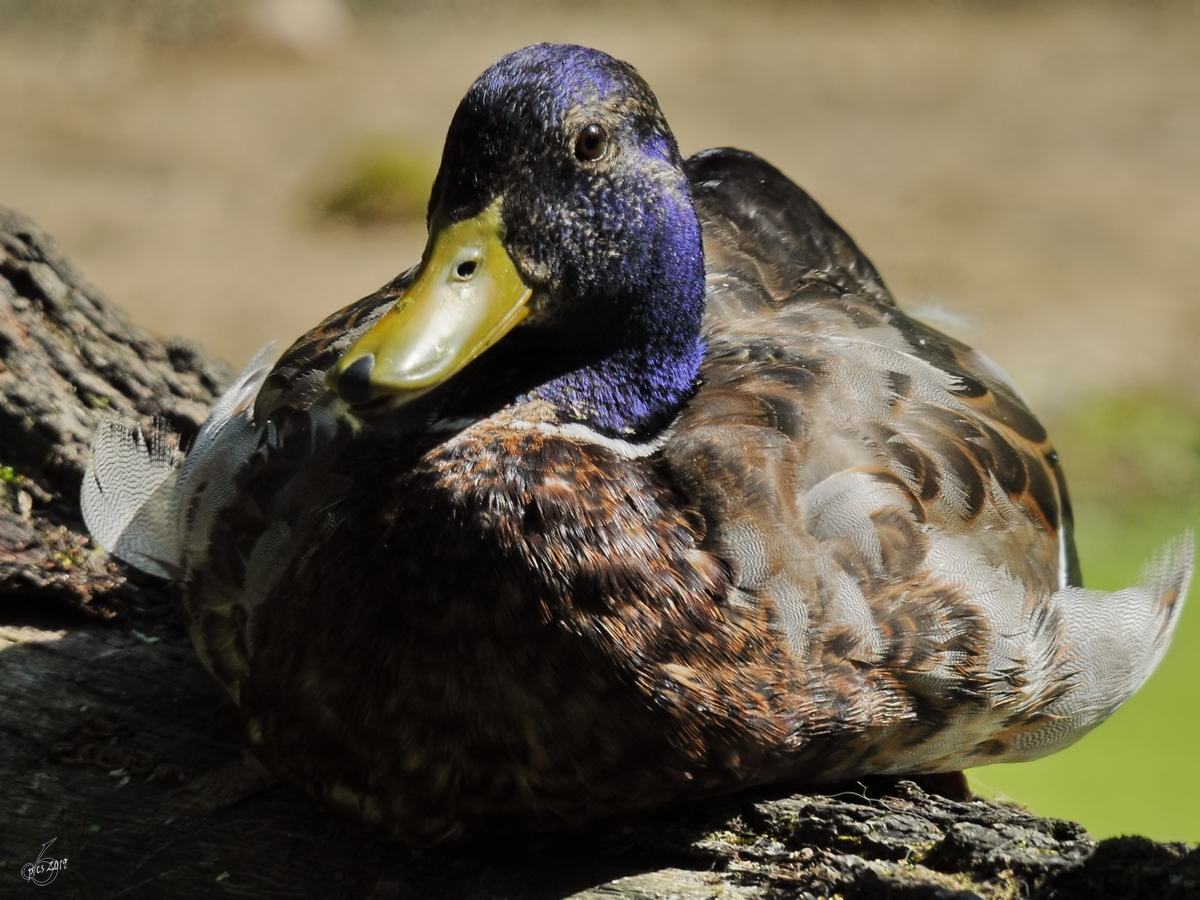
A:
[0,206,1196,899]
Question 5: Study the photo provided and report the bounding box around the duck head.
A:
[329,43,706,440]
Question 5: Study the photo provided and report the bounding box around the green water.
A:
[969,394,1200,843]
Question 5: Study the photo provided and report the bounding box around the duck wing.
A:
[667,148,1191,774]
[253,266,417,421]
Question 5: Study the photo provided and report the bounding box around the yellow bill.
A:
[329,199,532,405]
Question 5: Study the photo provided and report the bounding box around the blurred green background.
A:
[0,0,1196,842]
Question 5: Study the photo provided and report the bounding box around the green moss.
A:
[703,828,757,847]
[0,463,29,488]
[901,840,939,865]
[316,138,438,227]
[51,545,89,568]
[900,867,1022,900]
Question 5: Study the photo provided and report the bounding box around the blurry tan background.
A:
[1,0,1198,840]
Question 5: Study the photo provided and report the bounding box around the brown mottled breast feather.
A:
[237,426,811,843]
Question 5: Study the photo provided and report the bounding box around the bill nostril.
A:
[338,354,375,404]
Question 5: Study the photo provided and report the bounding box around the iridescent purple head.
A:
[437,44,705,437]
[335,44,706,439]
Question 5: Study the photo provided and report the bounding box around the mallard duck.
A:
[82,43,1192,845]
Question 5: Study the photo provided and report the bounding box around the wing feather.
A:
[81,344,278,578]
[672,148,1191,772]
[81,418,183,578]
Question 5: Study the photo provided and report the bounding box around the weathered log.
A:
[0,206,227,616]
[1,206,1196,899]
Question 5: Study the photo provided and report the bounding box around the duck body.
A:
[82,45,1192,845]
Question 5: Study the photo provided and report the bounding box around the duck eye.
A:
[574,124,608,162]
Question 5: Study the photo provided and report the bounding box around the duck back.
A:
[667,148,1191,775]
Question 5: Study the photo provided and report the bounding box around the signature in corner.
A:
[20,838,68,887]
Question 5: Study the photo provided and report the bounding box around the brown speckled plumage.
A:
[164,147,1185,843]
[234,421,805,842]
[81,45,1192,846]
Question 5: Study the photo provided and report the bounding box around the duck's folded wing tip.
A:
[1137,529,1195,624]
[1001,531,1194,762]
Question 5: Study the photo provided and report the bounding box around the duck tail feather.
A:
[179,342,277,487]
[1006,531,1193,760]
[80,344,279,580]
[1129,528,1194,672]
[81,417,185,579]
[175,344,278,567]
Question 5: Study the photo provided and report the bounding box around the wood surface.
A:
[1,205,1196,899]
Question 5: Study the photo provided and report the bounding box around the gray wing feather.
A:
[175,344,277,571]
[81,419,183,579]
[676,149,1190,775]
[1001,532,1194,762]
[80,344,278,578]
